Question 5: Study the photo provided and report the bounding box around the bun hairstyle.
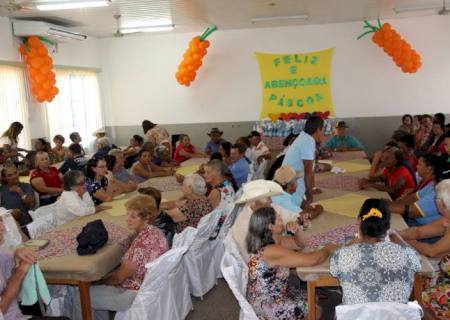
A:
[358,198,391,238]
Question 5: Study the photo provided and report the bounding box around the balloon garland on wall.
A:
[175,25,217,86]
[358,20,422,73]
[19,36,59,103]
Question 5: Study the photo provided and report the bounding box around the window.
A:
[0,64,31,149]
[45,68,103,149]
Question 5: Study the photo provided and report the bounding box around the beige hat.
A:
[92,128,106,137]
[236,180,283,204]
[273,165,297,185]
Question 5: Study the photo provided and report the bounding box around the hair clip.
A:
[362,208,383,221]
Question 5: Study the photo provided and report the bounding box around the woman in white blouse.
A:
[55,170,96,226]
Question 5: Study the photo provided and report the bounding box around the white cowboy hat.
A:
[236,179,283,204]
[92,128,106,136]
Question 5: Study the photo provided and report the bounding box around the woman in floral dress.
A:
[246,207,336,319]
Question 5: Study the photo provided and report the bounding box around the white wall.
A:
[99,15,450,126]
[0,16,101,139]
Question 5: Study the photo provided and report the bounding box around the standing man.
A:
[229,144,251,188]
[205,128,227,155]
[282,116,324,206]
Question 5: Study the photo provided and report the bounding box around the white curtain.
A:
[0,64,31,149]
[45,69,103,147]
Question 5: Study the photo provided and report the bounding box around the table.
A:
[297,159,434,320]
[38,187,182,320]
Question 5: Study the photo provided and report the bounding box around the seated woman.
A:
[123,134,144,157]
[153,144,178,167]
[359,146,416,200]
[173,134,205,163]
[398,134,418,171]
[30,151,63,206]
[52,134,67,163]
[130,149,175,183]
[427,121,445,154]
[330,198,420,305]
[203,159,236,209]
[219,141,232,165]
[398,114,415,135]
[85,157,124,205]
[105,150,138,192]
[392,180,450,319]
[1,165,35,226]
[161,173,213,232]
[26,138,55,169]
[78,195,168,317]
[55,170,96,226]
[246,207,336,319]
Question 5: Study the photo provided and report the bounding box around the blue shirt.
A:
[282,131,316,175]
[413,187,441,226]
[205,139,227,154]
[229,157,250,188]
[113,166,133,183]
[0,183,34,226]
[271,191,302,213]
[323,135,364,150]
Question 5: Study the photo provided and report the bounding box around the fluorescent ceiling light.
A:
[393,4,442,14]
[36,0,110,11]
[119,24,174,34]
[251,14,308,23]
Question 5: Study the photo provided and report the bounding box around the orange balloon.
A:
[27,36,41,48]
[47,72,56,81]
[381,23,392,31]
[199,48,207,56]
[28,48,38,58]
[190,36,200,45]
[30,57,44,69]
[43,56,53,66]
[42,81,52,90]
[199,40,210,49]
[35,73,46,83]
[40,65,52,75]
[29,67,39,77]
[37,46,48,56]
[50,87,59,96]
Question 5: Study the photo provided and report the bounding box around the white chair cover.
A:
[114,246,192,320]
[173,212,218,298]
[0,209,22,251]
[221,234,258,320]
[27,203,57,239]
[335,301,423,320]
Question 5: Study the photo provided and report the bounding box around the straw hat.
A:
[236,180,283,204]
[273,165,298,185]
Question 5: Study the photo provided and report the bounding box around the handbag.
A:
[76,219,108,255]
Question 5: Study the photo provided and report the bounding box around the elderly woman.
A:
[85,157,124,205]
[130,149,174,183]
[0,165,35,226]
[93,137,112,159]
[52,134,67,163]
[359,146,416,200]
[153,144,178,167]
[55,170,96,226]
[203,159,236,209]
[173,134,205,163]
[161,173,214,232]
[331,199,420,305]
[106,149,138,192]
[30,151,63,206]
[246,207,336,319]
[391,180,450,319]
[75,195,168,317]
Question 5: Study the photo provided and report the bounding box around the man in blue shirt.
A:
[205,128,228,155]
[282,116,324,206]
[229,144,250,188]
[323,121,364,152]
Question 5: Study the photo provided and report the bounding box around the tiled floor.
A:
[186,279,342,320]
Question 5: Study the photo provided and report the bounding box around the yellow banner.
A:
[256,48,335,119]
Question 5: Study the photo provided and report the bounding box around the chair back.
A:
[335,301,423,320]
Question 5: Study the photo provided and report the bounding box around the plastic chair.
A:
[335,301,423,320]
[221,234,259,320]
[114,246,192,320]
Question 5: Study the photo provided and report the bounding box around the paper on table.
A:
[19,176,30,183]
[176,165,199,176]
[108,197,130,216]
[332,161,370,173]
[313,193,371,218]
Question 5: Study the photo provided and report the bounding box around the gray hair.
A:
[108,148,123,157]
[246,207,276,254]
[183,173,207,196]
[97,137,111,148]
[63,170,85,191]
[436,179,450,209]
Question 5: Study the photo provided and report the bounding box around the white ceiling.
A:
[0,0,448,38]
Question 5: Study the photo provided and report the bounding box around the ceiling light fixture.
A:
[251,14,308,23]
[36,0,110,11]
[119,24,174,34]
[393,4,443,14]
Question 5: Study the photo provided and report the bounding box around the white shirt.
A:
[55,190,96,226]
[230,203,298,263]
[0,136,17,149]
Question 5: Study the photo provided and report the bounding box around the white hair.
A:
[436,179,450,209]
[108,148,123,157]
[97,137,111,148]
[183,173,207,196]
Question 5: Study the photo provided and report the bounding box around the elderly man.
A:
[92,137,111,159]
[229,144,250,189]
[205,128,228,155]
[323,121,364,152]
[229,179,304,262]
[88,128,107,155]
